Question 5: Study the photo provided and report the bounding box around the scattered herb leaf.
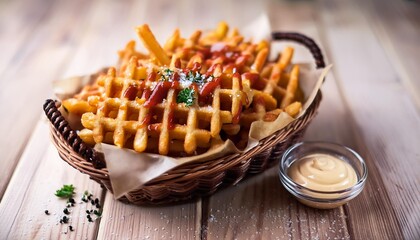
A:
[160,68,174,81]
[93,209,102,217]
[55,185,75,198]
[177,88,195,106]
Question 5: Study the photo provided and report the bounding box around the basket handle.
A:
[43,99,106,168]
[271,32,325,69]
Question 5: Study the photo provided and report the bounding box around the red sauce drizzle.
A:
[147,72,157,82]
[197,47,211,59]
[190,82,199,94]
[232,105,242,124]
[174,58,181,68]
[144,81,179,108]
[123,85,138,100]
[191,62,202,72]
[142,88,152,99]
[172,72,180,81]
[141,112,152,127]
[233,72,243,90]
[199,77,221,99]
[171,80,180,89]
[242,72,260,87]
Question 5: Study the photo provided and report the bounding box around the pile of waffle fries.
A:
[62,22,303,157]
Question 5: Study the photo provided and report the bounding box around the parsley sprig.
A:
[181,71,206,84]
[55,184,75,198]
[160,68,174,81]
[177,88,195,106]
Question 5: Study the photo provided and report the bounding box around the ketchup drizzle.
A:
[144,81,179,108]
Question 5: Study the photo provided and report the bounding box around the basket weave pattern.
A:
[44,32,325,205]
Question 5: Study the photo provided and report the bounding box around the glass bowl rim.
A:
[279,141,368,196]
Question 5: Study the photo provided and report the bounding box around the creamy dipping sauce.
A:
[288,153,358,192]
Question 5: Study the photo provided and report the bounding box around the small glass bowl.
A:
[279,142,368,209]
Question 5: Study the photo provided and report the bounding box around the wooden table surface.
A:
[0,0,419,239]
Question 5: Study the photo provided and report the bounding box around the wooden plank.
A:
[0,0,54,75]
[317,0,420,239]
[177,0,268,36]
[97,192,201,240]
[361,0,420,109]
[0,120,104,239]
[0,0,96,199]
[60,0,140,77]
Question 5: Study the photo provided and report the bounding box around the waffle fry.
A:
[64,22,305,156]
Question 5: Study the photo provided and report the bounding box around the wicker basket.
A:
[43,32,325,205]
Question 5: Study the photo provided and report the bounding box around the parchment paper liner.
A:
[54,64,331,198]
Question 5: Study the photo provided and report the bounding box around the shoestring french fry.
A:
[136,24,170,66]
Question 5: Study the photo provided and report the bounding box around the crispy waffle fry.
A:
[78,58,246,156]
[65,22,306,156]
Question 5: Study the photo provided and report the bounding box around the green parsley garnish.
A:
[193,72,204,83]
[93,209,102,217]
[177,88,195,106]
[160,68,174,81]
[181,71,206,84]
[55,184,75,198]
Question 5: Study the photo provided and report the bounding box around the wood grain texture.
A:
[0,121,104,239]
[0,0,96,198]
[318,0,420,239]
[362,0,420,109]
[97,192,201,240]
